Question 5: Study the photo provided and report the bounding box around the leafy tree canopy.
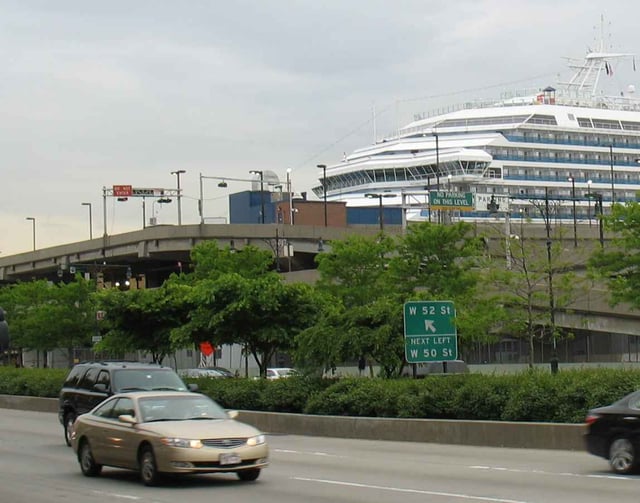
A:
[590,202,640,309]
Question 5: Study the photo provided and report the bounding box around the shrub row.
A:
[169,368,640,423]
[2,367,640,423]
[0,367,67,398]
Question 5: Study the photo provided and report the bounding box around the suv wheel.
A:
[64,412,76,447]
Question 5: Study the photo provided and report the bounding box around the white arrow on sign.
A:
[424,320,436,333]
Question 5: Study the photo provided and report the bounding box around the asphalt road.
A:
[0,408,637,503]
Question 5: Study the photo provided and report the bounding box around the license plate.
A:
[219,453,241,465]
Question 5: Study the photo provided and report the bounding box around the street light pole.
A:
[26,217,36,251]
[318,164,327,226]
[81,202,93,240]
[609,145,615,205]
[365,193,396,231]
[249,170,265,223]
[587,180,592,227]
[434,132,441,224]
[286,168,294,225]
[567,177,577,247]
[586,191,604,248]
[170,170,186,225]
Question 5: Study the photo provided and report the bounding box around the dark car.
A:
[585,390,640,474]
[58,361,195,446]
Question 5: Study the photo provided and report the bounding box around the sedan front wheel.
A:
[237,468,261,481]
[140,446,162,486]
[79,440,102,477]
[609,437,638,474]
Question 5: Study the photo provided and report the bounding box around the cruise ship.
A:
[313,30,640,223]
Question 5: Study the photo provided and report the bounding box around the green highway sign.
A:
[429,191,473,211]
[404,301,457,363]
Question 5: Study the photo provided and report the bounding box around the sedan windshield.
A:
[139,396,229,422]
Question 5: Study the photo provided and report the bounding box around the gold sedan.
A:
[70,391,269,486]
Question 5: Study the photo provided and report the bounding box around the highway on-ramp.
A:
[0,408,636,503]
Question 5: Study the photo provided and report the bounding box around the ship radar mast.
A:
[559,15,635,102]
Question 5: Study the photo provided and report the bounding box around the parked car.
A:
[71,391,269,485]
[266,368,296,380]
[58,361,195,446]
[585,390,640,474]
[180,368,229,379]
[180,367,234,379]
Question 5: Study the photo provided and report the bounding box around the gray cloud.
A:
[1,1,639,254]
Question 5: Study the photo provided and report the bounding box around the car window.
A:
[95,370,111,390]
[93,399,117,418]
[628,393,640,410]
[112,397,135,418]
[62,366,86,388]
[78,367,100,390]
[140,396,228,422]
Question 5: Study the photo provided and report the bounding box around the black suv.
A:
[58,361,196,445]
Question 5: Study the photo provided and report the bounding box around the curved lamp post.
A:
[317,164,327,226]
[25,217,36,251]
[170,170,186,225]
[567,177,577,247]
[365,192,396,231]
[81,203,93,240]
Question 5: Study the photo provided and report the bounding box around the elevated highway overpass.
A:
[0,222,638,362]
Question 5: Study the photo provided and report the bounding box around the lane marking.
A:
[469,465,635,481]
[91,490,141,500]
[274,448,346,459]
[276,449,632,482]
[292,476,532,503]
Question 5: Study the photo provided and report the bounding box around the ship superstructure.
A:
[313,24,640,223]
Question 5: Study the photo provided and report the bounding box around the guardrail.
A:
[0,394,585,451]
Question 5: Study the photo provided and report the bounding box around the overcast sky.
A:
[2,1,640,256]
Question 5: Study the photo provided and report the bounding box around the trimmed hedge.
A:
[3,367,640,423]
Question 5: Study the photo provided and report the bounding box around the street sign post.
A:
[404,301,457,363]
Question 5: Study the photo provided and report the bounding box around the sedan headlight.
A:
[160,437,203,449]
[246,434,266,446]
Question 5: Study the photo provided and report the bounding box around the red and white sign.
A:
[113,185,133,197]
[199,341,215,357]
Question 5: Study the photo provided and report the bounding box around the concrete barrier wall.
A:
[236,410,585,450]
[0,395,585,450]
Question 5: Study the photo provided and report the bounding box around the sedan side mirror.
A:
[118,414,137,425]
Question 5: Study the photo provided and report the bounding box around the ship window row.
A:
[500,164,640,185]
[320,161,490,192]
[577,117,640,131]
[491,146,640,167]
[504,130,640,149]
[525,114,557,125]
[436,115,531,128]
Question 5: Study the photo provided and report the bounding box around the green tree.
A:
[205,273,320,377]
[488,221,589,366]
[590,201,640,308]
[189,241,273,281]
[95,283,191,364]
[389,221,483,298]
[0,277,97,367]
[389,222,499,361]
[170,242,321,376]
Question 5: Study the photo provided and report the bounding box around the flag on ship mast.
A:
[605,62,613,76]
